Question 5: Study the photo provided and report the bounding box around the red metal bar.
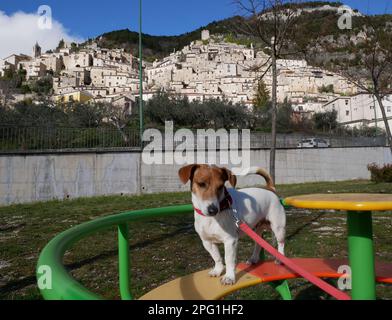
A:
[239,222,351,300]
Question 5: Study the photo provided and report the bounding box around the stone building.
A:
[33,42,42,58]
[323,93,392,129]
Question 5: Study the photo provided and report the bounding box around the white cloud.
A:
[0,10,83,59]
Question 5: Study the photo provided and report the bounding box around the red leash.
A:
[239,223,351,300]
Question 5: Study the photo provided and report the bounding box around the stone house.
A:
[323,93,392,129]
[63,52,93,70]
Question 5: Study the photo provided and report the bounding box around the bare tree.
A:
[233,0,304,181]
[335,18,392,153]
[105,100,135,144]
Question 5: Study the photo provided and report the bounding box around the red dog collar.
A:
[193,188,233,216]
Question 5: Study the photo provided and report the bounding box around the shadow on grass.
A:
[293,279,338,300]
[0,211,331,299]
[0,224,193,298]
[287,211,327,241]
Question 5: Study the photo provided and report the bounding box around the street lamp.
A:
[139,0,144,147]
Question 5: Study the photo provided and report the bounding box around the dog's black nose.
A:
[207,204,219,215]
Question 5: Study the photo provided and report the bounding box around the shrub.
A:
[367,163,392,183]
[318,84,334,94]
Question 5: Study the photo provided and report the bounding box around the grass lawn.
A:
[0,180,391,300]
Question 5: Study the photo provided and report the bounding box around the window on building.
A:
[345,100,349,106]
[346,110,349,116]
[388,106,391,113]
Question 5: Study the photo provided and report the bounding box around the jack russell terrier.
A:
[179,164,286,285]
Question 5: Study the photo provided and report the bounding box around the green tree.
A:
[313,110,338,132]
[0,68,26,105]
[1,68,14,80]
[144,91,251,130]
[253,79,269,110]
[56,39,65,51]
[318,84,334,94]
[30,77,53,96]
[63,102,108,128]
[276,100,293,132]
[253,100,293,133]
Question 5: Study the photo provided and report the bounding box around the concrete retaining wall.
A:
[0,152,140,205]
[0,147,391,205]
[140,147,392,193]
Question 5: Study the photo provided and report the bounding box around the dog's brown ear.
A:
[178,164,199,184]
[222,168,237,188]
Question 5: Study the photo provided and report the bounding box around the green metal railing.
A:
[36,204,193,300]
[1,126,387,153]
[0,126,141,153]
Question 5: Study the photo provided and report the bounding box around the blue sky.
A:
[1,0,391,39]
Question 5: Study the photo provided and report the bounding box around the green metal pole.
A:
[259,233,292,300]
[139,0,144,147]
[118,223,132,300]
[347,211,376,300]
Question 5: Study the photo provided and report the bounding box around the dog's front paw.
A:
[209,267,224,278]
[221,275,236,286]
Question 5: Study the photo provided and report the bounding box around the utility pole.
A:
[270,36,277,183]
[139,0,144,147]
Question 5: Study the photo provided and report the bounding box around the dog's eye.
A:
[198,182,207,188]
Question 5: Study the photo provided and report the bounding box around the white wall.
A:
[0,147,390,206]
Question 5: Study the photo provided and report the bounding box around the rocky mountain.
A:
[87,17,241,62]
[84,1,392,68]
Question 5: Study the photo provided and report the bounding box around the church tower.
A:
[33,42,42,58]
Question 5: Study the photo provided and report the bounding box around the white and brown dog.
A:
[179,164,286,285]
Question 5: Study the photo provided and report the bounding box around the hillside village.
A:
[146,30,357,110]
[1,29,391,130]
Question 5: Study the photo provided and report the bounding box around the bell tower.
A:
[33,42,42,58]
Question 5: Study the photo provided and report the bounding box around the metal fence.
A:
[0,126,387,153]
[249,132,387,149]
[0,126,141,153]
[169,132,387,150]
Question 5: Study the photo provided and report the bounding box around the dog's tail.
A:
[245,167,276,192]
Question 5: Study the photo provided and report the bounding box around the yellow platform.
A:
[139,268,261,300]
[284,193,392,211]
[139,259,392,300]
